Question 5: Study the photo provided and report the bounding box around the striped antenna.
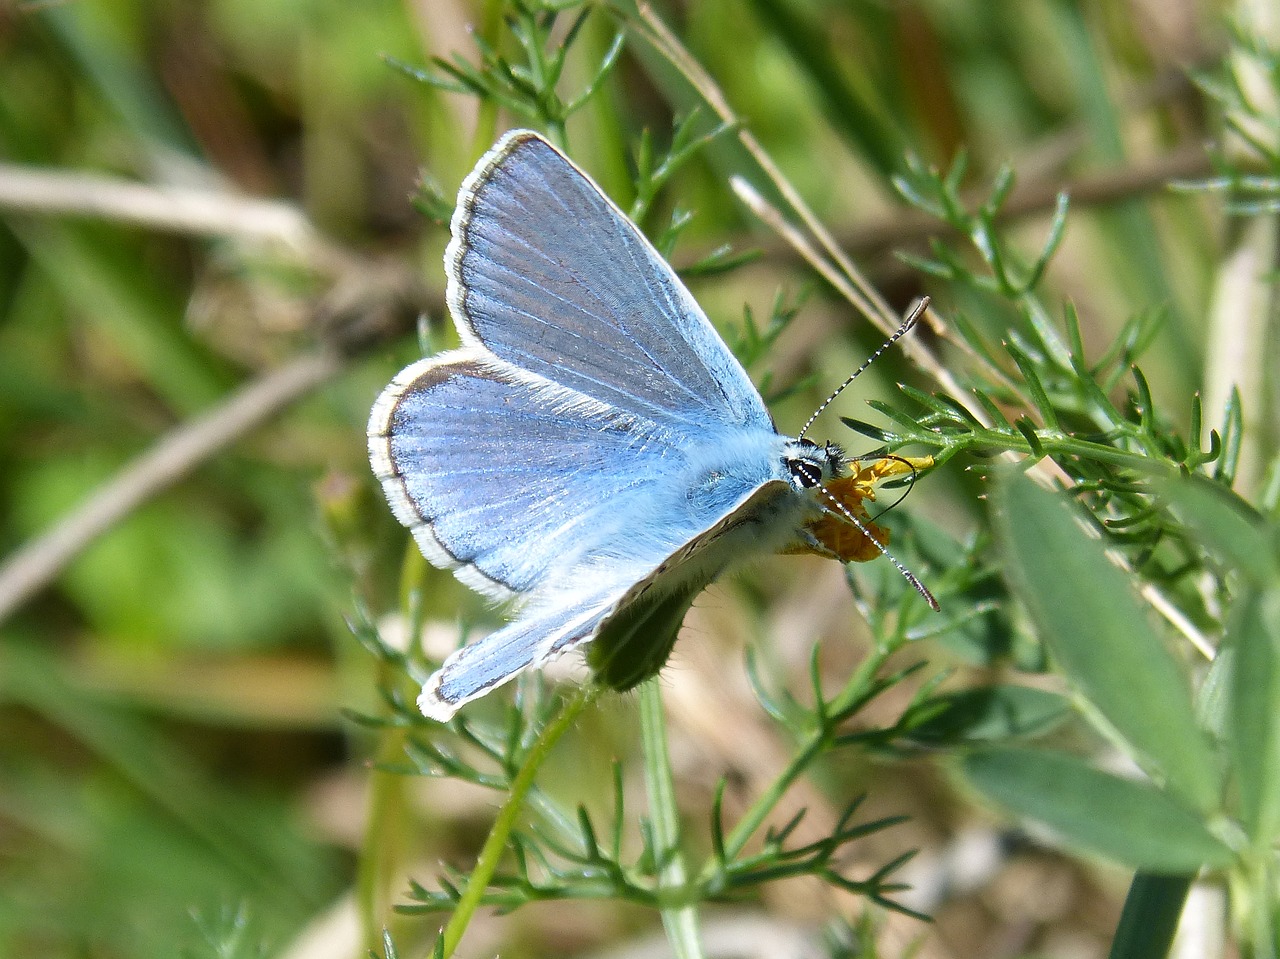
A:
[815,484,939,611]
[798,296,930,440]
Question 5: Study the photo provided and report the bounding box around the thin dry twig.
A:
[0,162,349,268]
[1141,582,1216,661]
[730,177,985,422]
[0,351,343,626]
[633,4,983,428]
[837,145,1215,258]
[0,259,424,627]
[633,7,885,319]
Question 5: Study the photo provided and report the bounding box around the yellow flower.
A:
[786,455,933,563]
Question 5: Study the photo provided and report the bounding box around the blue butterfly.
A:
[368,130,934,721]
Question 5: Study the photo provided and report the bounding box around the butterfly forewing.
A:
[448,132,772,432]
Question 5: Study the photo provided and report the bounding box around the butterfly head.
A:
[782,438,845,491]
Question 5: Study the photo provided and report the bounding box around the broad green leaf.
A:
[1196,645,1234,742]
[902,685,1070,747]
[1108,872,1194,959]
[993,473,1220,812]
[1228,588,1280,846]
[963,749,1233,873]
[1151,474,1279,586]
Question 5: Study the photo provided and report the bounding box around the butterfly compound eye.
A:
[787,458,822,489]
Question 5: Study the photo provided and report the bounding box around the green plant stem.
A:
[1239,850,1278,958]
[469,0,505,159]
[638,679,704,959]
[917,424,1186,473]
[357,722,410,954]
[1107,872,1193,959]
[356,539,430,948]
[722,733,825,864]
[438,685,597,957]
[715,639,901,863]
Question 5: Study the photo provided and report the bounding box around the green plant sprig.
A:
[852,147,1261,623]
[394,664,924,920]
[384,620,936,926]
[388,0,623,149]
[1177,20,1280,215]
[628,111,738,232]
[729,288,813,407]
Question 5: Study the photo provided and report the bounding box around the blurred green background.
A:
[0,0,1266,957]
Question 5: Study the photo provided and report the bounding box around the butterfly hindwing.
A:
[418,589,621,720]
[369,352,682,599]
[418,479,793,719]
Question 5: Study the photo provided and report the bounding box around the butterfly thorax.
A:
[524,429,834,608]
[583,431,843,691]
[627,430,842,587]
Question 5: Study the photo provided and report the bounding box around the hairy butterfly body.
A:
[368,131,927,720]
